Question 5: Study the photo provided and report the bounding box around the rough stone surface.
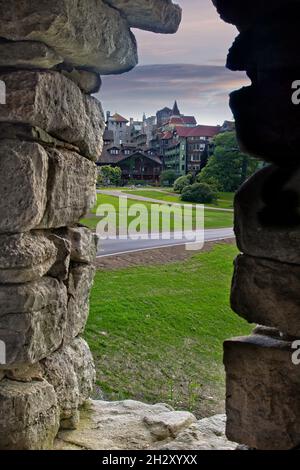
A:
[41,338,95,430]
[230,79,300,164]
[0,277,68,367]
[4,364,44,383]
[0,40,63,69]
[0,379,60,450]
[231,254,300,337]
[38,148,97,230]
[61,69,102,94]
[55,400,197,450]
[0,123,81,153]
[104,0,182,33]
[0,71,104,159]
[224,335,300,450]
[0,140,48,234]
[158,414,237,450]
[0,0,138,74]
[234,165,300,264]
[54,400,236,450]
[227,24,300,73]
[65,263,96,341]
[0,232,57,283]
[59,226,98,264]
[212,0,290,30]
[47,234,71,281]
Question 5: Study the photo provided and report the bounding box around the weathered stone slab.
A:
[0,40,63,69]
[0,277,68,367]
[61,69,102,94]
[0,123,81,152]
[230,79,300,164]
[38,148,96,229]
[47,234,71,281]
[0,232,57,283]
[231,254,300,337]
[224,335,300,450]
[212,0,291,30]
[4,364,43,383]
[157,414,237,450]
[0,140,48,234]
[65,263,95,341]
[227,23,300,73]
[104,0,181,33]
[234,165,300,264]
[58,226,98,264]
[0,71,104,159]
[41,337,95,430]
[0,0,137,74]
[0,378,59,450]
[55,400,196,450]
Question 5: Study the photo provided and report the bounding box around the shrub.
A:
[181,183,217,204]
[173,174,193,193]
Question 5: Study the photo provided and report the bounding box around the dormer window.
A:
[110,148,119,155]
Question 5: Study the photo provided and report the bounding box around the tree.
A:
[160,170,177,187]
[98,165,122,187]
[173,174,194,193]
[197,132,259,192]
[181,183,217,204]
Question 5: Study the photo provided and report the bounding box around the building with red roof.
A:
[164,124,221,176]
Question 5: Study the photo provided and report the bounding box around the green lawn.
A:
[122,189,234,210]
[85,243,251,417]
[81,194,233,231]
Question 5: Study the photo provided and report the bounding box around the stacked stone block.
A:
[212,0,300,450]
[0,0,181,450]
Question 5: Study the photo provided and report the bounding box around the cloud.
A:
[134,0,238,66]
[97,64,249,125]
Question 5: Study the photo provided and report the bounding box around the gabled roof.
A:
[100,145,163,166]
[169,116,197,126]
[111,113,129,123]
[175,125,221,138]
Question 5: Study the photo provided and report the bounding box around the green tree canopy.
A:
[160,170,177,187]
[198,132,260,192]
[173,173,194,193]
[98,165,122,187]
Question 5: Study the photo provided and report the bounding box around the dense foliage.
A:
[181,182,217,204]
[198,132,260,192]
[98,165,122,186]
[173,174,194,193]
[160,170,177,187]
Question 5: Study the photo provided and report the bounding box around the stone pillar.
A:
[0,0,181,450]
[212,0,300,450]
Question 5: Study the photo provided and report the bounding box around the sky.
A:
[97,0,249,125]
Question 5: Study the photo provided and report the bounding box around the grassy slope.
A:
[122,190,234,209]
[81,194,233,231]
[85,243,251,417]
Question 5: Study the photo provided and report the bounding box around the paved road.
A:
[97,190,234,213]
[97,227,234,257]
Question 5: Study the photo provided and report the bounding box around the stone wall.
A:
[212,0,300,450]
[0,0,181,450]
